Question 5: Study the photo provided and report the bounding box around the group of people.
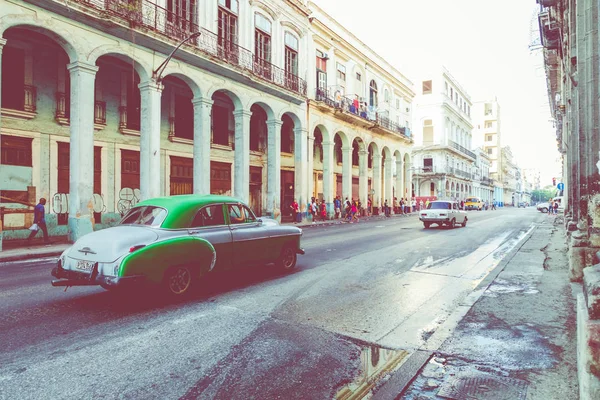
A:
[548,199,560,215]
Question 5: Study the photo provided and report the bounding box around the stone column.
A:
[307,136,315,213]
[322,141,334,207]
[294,128,308,215]
[395,158,403,202]
[192,97,213,195]
[372,153,382,213]
[384,158,393,207]
[359,150,368,209]
[266,119,283,219]
[66,61,98,242]
[139,79,163,200]
[233,110,251,204]
[341,146,353,201]
[0,38,6,250]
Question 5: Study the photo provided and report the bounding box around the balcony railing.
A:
[94,101,106,125]
[71,0,306,96]
[448,167,474,180]
[55,92,69,121]
[481,177,494,186]
[314,88,411,140]
[448,140,476,159]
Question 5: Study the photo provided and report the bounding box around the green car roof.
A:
[134,194,243,229]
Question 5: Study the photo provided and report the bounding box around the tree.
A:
[531,187,555,203]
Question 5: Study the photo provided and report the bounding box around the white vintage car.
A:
[419,200,468,229]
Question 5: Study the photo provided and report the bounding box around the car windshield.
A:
[466,198,477,202]
[120,206,167,227]
[427,202,451,210]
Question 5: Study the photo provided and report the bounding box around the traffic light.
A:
[552,177,556,186]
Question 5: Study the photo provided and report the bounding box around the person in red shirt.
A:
[290,199,300,223]
[320,200,327,221]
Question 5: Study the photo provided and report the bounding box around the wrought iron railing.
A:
[448,140,476,159]
[118,106,140,131]
[71,0,306,96]
[481,177,494,186]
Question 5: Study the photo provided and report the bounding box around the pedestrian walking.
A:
[320,200,327,221]
[419,200,424,211]
[334,196,341,219]
[411,198,416,213]
[27,198,50,244]
[351,201,359,223]
[384,200,390,217]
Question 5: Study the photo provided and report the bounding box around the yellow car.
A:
[464,197,483,211]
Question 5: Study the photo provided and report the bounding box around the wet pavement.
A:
[0,208,574,400]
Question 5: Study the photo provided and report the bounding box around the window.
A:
[356,72,361,81]
[336,62,346,81]
[486,134,493,142]
[228,204,256,224]
[255,13,272,64]
[369,80,378,107]
[284,32,299,77]
[218,0,238,51]
[485,121,493,128]
[1,46,26,111]
[120,206,167,227]
[191,205,226,227]
[316,51,327,91]
[423,158,433,172]
[422,80,432,95]
[384,89,390,103]
[121,149,140,190]
[167,0,197,32]
[396,98,400,109]
[445,81,448,94]
[487,148,493,155]
[1,135,32,166]
[170,156,193,195]
[450,87,453,99]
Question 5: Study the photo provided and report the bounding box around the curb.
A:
[0,248,66,263]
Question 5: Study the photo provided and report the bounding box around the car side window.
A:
[452,203,457,210]
[191,205,226,228]
[228,204,257,225]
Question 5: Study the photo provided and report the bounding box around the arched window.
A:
[255,13,272,65]
[369,80,378,107]
[284,32,299,77]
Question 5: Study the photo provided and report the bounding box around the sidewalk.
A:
[401,216,579,399]
[0,212,418,263]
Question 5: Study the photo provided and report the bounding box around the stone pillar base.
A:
[68,216,93,243]
[577,293,600,400]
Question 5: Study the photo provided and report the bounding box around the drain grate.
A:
[437,373,529,400]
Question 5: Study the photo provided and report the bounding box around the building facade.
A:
[473,148,494,204]
[411,68,476,201]
[0,0,413,244]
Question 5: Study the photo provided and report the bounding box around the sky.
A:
[314,0,561,186]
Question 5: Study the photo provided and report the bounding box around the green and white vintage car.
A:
[51,195,304,295]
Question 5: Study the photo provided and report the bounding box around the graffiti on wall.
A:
[117,188,141,216]
[52,193,107,215]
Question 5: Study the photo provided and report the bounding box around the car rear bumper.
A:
[419,217,450,223]
[297,248,305,255]
[51,265,144,289]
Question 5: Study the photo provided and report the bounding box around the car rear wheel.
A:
[164,265,193,296]
[423,222,431,229]
[541,207,548,213]
[276,245,297,271]
[449,218,456,228]
[461,217,468,227]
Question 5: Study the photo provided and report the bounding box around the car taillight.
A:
[439,213,447,216]
[421,213,427,217]
[129,244,146,253]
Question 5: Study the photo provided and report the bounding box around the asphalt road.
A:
[0,208,542,400]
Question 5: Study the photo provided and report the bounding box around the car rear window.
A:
[428,202,451,210]
[466,198,477,202]
[120,206,167,227]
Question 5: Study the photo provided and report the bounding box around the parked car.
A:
[51,195,305,296]
[536,196,564,213]
[464,197,483,211]
[419,200,468,229]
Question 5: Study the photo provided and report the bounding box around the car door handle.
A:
[188,230,200,234]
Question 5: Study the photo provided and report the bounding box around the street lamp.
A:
[152,31,202,83]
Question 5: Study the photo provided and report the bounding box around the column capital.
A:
[307,136,315,143]
[67,61,99,75]
[138,79,164,92]
[233,109,252,118]
[359,149,368,156]
[341,146,353,153]
[293,127,308,134]
[266,119,284,127]
[191,97,213,107]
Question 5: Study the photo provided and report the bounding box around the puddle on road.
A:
[334,344,411,400]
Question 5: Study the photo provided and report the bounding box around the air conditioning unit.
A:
[322,53,329,60]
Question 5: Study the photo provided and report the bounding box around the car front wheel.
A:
[164,265,193,296]
[461,217,468,227]
[424,222,431,229]
[449,218,456,229]
[540,207,548,213]
[276,245,297,271]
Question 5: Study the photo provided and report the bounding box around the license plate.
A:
[76,260,95,272]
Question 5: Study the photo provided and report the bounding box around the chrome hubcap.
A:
[282,249,295,269]
[169,268,191,295]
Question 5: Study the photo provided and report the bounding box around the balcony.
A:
[1,85,37,120]
[448,140,476,160]
[49,0,306,98]
[481,177,494,186]
[448,167,473,180]
[313,89,412,142]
